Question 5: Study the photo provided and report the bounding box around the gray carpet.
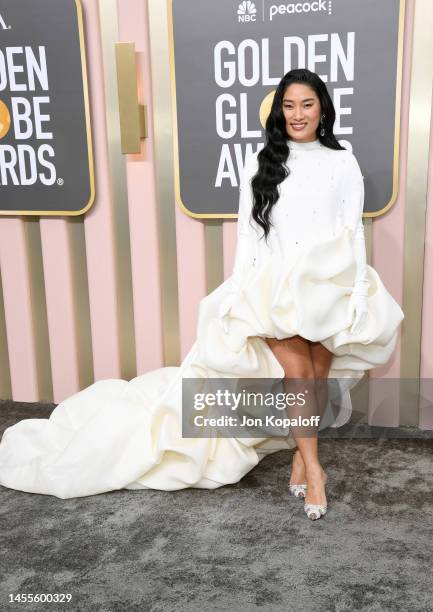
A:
[0,400,432,612]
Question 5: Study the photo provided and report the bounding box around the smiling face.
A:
[282,83,322,143]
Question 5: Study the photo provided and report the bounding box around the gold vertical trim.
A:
[148,0,181,366]
[400,0,433,425]
[98,0,137,379]
[0,266,12,400]
[205,221,224,294]
[68,217,95,390]
[23,217,53,402]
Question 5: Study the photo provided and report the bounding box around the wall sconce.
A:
[115,42,147,154]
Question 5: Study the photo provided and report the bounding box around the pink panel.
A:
[39,219,80,402]
[117,0,207,364]
[126,160,164,371]
[117,0,164,372]
[368,0,414,426]
[80,0,122,380]
[175,207,206,359]
[0,220,39,400]
[420,99,433,428]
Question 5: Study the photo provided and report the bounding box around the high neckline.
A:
[287,138,322,150]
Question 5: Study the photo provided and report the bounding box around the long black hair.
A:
[251,68,345,243]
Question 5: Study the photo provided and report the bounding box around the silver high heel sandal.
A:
[304,471,328,520]
[304,502,327,520]
[288,450,307,499]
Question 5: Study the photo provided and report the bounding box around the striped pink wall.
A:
[117,0,165,372]
[367,0,414,426]
[0,220,39,399]
[420,99,433,428]
[0,0,431,433]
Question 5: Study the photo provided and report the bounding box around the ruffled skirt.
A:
[0,228,403,498]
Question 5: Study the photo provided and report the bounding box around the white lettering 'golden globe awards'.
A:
[0,46,57,186]
[212,33,355,188]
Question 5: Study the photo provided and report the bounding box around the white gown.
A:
[0,138,404,498]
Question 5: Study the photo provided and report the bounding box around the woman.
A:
[216,67,402,520]
[0,69,404,519]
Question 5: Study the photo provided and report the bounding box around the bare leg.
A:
[305,341,334,507]
[265,336,327,506]
[265,336,311,488]
[309,340,334,425]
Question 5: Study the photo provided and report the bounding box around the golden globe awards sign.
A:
[169,0,404,218]
[0,0,94,215]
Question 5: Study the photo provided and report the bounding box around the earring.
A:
[320,114,326,137]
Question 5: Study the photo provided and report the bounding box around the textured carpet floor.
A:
[0,400,432,612]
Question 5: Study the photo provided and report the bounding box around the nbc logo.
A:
[238,1,257,23]
[0,13,11,30]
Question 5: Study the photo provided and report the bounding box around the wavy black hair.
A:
[251,68,345,243]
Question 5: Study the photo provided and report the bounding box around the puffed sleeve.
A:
[225,153,259,295]
[340,151,369,296]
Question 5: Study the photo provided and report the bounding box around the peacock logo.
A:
[238,1,257,23]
